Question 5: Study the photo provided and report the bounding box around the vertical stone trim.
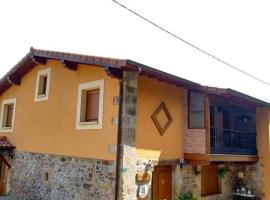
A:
[116,71,138,200]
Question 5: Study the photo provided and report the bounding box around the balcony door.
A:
[211,106,231,130]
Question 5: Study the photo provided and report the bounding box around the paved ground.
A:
[0,197,26,200]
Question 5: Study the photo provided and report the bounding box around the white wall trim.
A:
[76,79,104,130]
[0,98,16,133]
[34,68,51,102]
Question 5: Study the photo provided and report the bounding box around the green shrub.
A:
[178,192,198,200]
[217,166,229,179]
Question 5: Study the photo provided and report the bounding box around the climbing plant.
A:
[217,166,229,179]
[178,192,198,200]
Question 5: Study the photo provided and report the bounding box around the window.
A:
[201,165,220,196]
[188,91,205,128]
[84,89,100,122]
[34,68,51,102]
[0,98,16,132]
[76,80,104,130]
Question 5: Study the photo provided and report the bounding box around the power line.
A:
[111,0,270,86]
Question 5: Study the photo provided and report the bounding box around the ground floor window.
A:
[201,165,220,196]
[0,98,16,132]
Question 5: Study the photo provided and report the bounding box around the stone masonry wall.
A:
[177,163,262,200]
[132,158,263,200]
[9,152,115,200]
[231,162,264,199]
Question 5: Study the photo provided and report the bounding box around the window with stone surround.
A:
[0,98,16,132]
[34,68,51,102]
[76,80,104,130]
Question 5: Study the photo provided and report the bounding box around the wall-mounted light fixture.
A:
[179,159,186,169]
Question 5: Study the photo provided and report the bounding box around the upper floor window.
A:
[76,80,104,130]
[188,91,205,129]
[0,98,16,132]
[34,68,51,102]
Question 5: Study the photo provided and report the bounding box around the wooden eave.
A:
[184,153,259,165]
[0,47,268,108]
[201,86,270,107]
[0,48,201,96]
[126,60,201,90]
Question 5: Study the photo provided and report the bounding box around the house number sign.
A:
[138,184,148,199]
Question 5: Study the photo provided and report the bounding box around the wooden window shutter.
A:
[85,89,100,122]
[38,75,48,96]
[6,104,14,127]
[201,165,219,196]
[42,76,47,95]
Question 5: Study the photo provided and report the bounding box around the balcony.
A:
[210,127,257,155]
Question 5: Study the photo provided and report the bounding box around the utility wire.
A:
[112,0,270,86]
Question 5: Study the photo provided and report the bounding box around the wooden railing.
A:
[210,127,257,155]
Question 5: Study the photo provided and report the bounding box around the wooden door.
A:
[0,160,7,195]
[153,165,171,200]
[201,165,219,196]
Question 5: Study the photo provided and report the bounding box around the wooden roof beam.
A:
[7,75,21,85]
[61,59,78,71]
[0,155,11,169]
[105,67,123,79]
[31,55,47,65]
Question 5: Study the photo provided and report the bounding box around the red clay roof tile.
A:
[0,136,15,150]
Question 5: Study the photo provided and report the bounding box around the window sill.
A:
[79,121,98,125]
[34,95,49,102]
[37,94,47,98]
[76,121,102,130]
[0,127,13,132]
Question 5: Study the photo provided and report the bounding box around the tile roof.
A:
[0,136,15,150]
[0,47,269,107]
[0,48,200,95]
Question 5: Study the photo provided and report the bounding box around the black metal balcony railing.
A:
[210,127,257,155]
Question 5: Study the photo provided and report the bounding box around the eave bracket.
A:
[61,59,78,71]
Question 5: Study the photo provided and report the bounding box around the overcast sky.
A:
[0,0,269,101]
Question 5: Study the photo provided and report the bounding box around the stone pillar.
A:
[116,71,138,200]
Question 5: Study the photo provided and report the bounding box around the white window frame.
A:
[0,98,16,132]
[34,68,51,102]
[76,79,104,130]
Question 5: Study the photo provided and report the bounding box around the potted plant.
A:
[178,192,198,200]
[217,166,229,179]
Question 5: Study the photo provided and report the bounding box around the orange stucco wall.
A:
[256,107,270,199]
[136,76,184,160]
[0,60,119,160]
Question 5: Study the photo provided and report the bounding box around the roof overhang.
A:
[0,47,269,107]
[201,86,270,107]
[0,48,201,95]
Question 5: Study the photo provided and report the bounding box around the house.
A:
[0,48,269,200]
